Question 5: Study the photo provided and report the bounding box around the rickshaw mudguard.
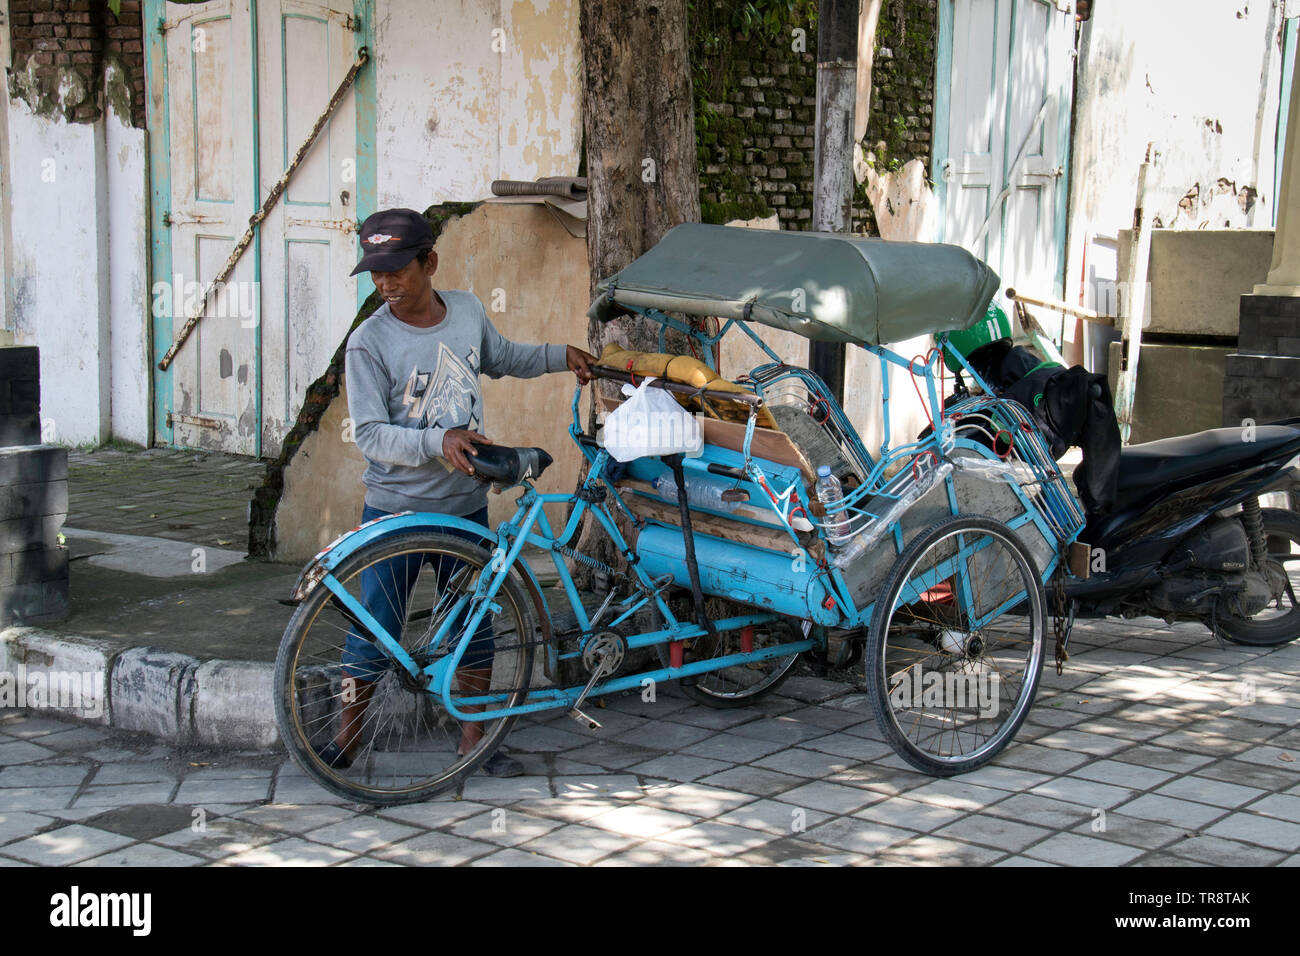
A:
[288,511,552,633]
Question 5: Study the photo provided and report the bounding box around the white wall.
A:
[7,101,110,446]
[1066,1,1284,332]
[5,85,149,448]
[373,0,582,207]
[105,71,149,447]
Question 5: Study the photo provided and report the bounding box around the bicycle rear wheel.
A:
[866,515,1046,776]
[274,532,535,805]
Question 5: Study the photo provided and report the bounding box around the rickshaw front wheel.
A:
[273,532,536,806]
[866,515,1046,776]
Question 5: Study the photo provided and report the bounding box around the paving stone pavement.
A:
[67,447,265,552]
[2,615,1298,867]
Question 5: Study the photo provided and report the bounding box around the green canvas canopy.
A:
[590,223,1000,347]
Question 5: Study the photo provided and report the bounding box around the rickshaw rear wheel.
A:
[866,515,1046,776]
[655,592,802,708]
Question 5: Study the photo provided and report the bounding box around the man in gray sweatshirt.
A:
[321,207,596,778]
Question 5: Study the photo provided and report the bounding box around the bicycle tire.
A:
[866,514,1046,776]
[274,531,535,805]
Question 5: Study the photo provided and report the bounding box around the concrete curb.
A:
[0,625,279,751]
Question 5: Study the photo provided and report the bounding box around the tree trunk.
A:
[572,0,701,587]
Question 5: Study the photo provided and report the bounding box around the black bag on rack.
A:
[964,341,1121,517]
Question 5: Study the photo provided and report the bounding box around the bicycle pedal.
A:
[568,707,602,730]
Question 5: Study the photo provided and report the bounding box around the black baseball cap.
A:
[350,208,434,276]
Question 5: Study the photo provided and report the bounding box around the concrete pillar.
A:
[1257,50,1300,294]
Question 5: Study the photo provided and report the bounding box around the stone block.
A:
[0,479,68,520]
[0,579,70,625]
[110,647,199,742]
[190,660,277,749]
[0,632,112,721]
[0,547,68,587]
[0,445,67,485]
[1128,344,1231,444]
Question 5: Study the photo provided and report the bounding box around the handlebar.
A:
[588,365,764,409]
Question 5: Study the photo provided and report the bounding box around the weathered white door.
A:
[163,0,260,454]
[255,0,360,457]
[937,0,1074,301]
[159,0,359,456]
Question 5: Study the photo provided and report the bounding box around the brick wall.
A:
[694,0,937,234]
[8,0,146,127]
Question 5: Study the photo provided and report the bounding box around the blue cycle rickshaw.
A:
[274,224,1085,805]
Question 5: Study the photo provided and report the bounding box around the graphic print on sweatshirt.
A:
[400,341,482,441]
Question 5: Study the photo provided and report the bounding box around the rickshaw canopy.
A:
[590,223,1000,347]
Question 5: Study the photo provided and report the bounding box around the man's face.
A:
[371,253,436,309]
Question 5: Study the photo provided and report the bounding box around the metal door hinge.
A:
[163,211,224,226]
[285,216,359,233]
[327,9,361,31]
[167,413,221,430]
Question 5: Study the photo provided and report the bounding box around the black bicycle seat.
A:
[469,444,553,485]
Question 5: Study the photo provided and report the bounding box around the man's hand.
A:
[566,345,597,384]
[442,429,494,476]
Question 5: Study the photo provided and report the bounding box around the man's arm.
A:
[345,345,446,467]
[479,306,567,379]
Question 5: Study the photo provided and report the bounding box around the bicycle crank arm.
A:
[567,656,615,730]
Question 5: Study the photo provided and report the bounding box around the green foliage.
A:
[107,0,121,17]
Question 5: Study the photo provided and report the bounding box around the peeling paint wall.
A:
[1066,1,1284,338]
[105,69,148,447]
[6,99,109,445]
[4,74,148,448]
[373,0,581,208]
[271,202,590,562]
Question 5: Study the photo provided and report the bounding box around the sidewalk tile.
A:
[1204,813,1300,852]
[583,803,697,838]
[1166,834,1286,866]
[4,825,133,864]
[222,837,356,866]
[933,815,1052,853]
[1029,777,1137,809]
[513,824,638,865]
[77,844,205,867]
[303,817,422,853]
[715,798,833,836]
[774,780,883,815]
[1153,776,1265,809]
[1024,832,1144,866]
[374,830,496,866]
[448,810,564,847]
[1115,794,1228,829]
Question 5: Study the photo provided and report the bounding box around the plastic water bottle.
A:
[815,465,851,544]
[651,473,740,512]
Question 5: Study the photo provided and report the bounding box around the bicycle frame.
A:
[292,310,1082,725]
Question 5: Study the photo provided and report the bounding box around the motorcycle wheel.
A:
[1215,508,1300,647]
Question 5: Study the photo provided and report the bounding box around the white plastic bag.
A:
[599,377,703,462]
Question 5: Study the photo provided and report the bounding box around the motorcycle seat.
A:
[1114,425,1300,507]
[468,444,553,486]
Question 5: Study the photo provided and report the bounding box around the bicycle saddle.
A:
[469,444,553,485]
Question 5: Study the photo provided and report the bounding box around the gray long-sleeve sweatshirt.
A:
[344,290,568,516]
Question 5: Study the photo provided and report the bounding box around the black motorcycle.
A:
[1061,420,1300,646]
[948,344,1300,649]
